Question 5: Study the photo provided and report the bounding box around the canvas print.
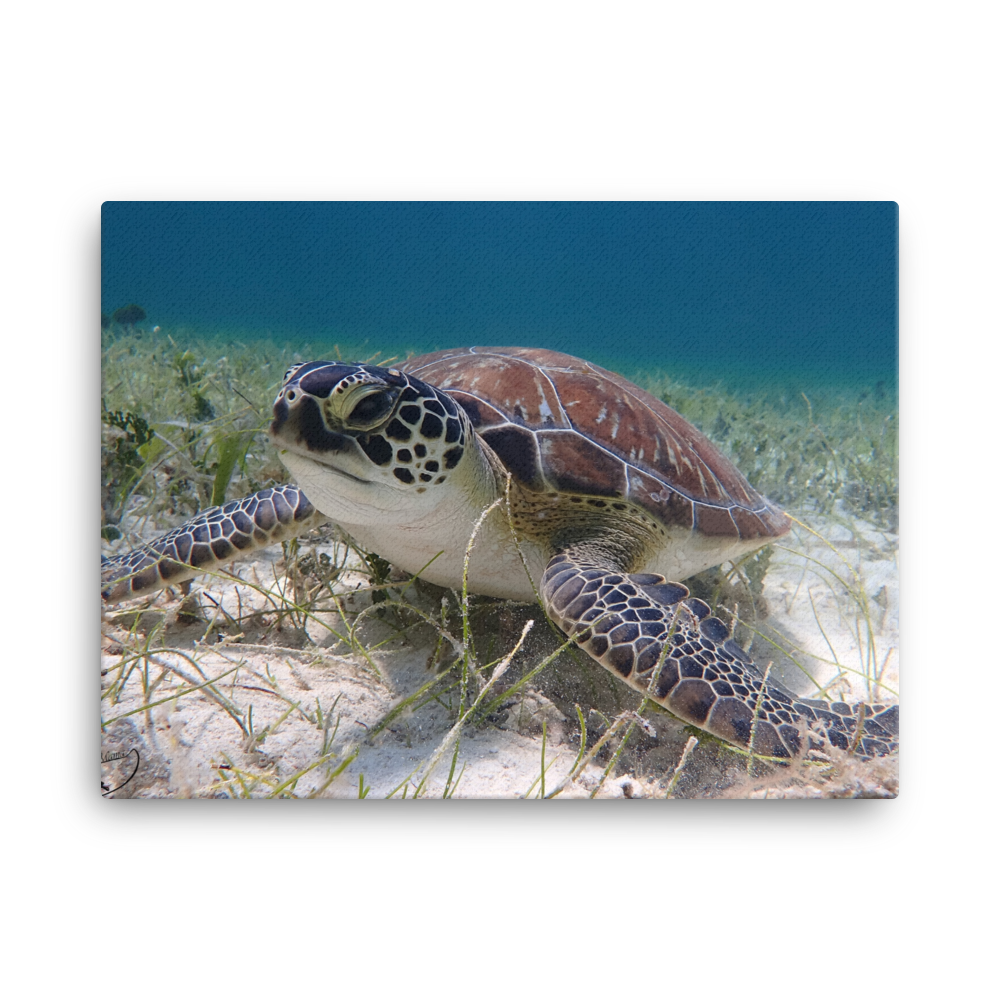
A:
[100,202,898,799]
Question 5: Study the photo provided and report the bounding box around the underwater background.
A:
[101,201,897,396]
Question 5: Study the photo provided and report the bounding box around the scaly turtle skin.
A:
[103,347,898,759]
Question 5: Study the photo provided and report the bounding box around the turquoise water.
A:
[101,202,897,398]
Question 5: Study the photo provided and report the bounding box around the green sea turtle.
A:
[102,347,898,759]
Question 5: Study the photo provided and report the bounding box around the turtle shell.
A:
[399,347,789,541]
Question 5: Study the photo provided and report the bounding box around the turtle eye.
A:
[344,388,396,430]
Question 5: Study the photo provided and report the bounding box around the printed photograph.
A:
[100,202,898,799]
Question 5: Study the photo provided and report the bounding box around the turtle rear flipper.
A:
[101,486,326,602]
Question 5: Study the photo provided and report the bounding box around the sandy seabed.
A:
[100,506,898,800]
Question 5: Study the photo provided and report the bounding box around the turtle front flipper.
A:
[540,550,898,760]
[102,486,328,603]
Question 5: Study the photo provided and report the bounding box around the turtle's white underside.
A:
[281,449,768,603]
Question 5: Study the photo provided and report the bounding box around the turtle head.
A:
[270,361,471,522]
[276,362,404,432]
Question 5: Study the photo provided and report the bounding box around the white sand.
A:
[101,509,898,799]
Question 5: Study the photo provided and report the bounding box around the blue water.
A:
[101,202,897,396]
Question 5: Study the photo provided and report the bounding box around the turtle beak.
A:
[269,394,292,439]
